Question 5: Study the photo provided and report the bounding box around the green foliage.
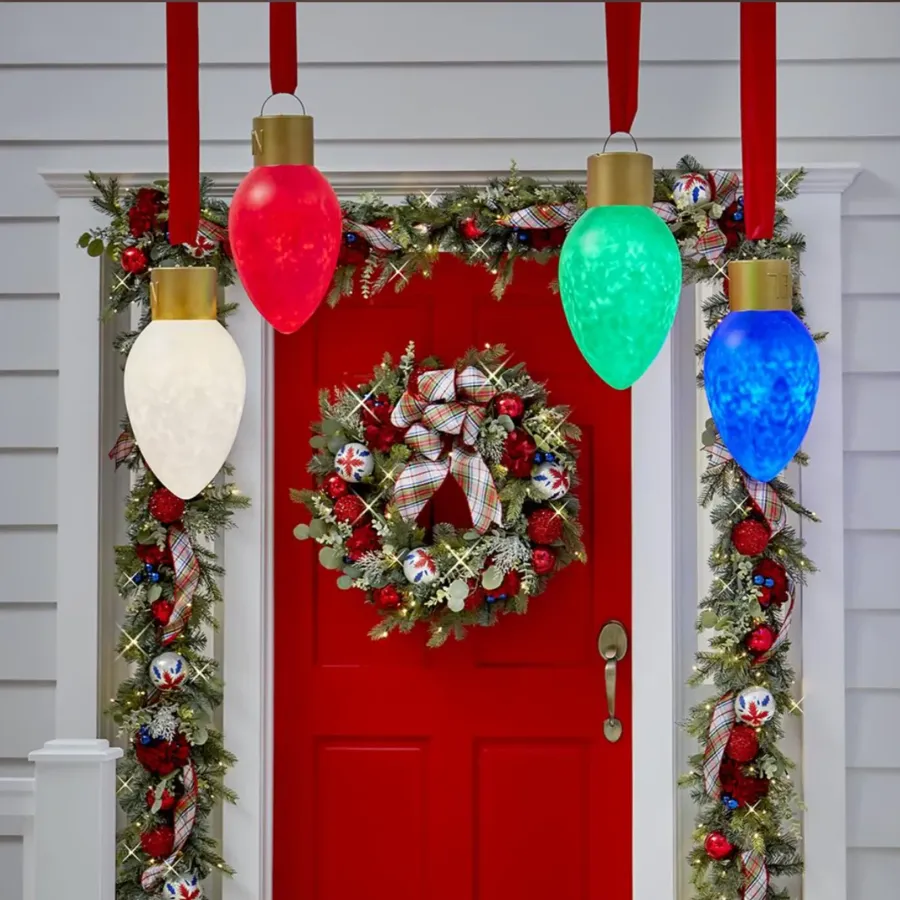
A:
[82,174,244,897]
[686,169,810,900]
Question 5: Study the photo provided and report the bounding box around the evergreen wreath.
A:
[292,342,586,647]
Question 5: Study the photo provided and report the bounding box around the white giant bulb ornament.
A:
[124,267,246,500]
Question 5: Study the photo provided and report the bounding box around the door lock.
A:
[598,620,628,743]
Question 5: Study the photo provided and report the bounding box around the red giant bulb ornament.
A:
[230,113,342,334]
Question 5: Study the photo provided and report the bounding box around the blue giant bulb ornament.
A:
[559,152,683,390]
[704,260,819,483]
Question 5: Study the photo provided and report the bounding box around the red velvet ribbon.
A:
[165,2,200,245]
[605,2,641,134]
[270,2,298,95]
[740,2,777,240]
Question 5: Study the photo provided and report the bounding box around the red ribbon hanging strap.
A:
[605,2,642,134]
[740,2,777,240]
[165,2,200,245]
[270,2,298,95]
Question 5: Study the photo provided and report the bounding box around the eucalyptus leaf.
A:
[336,575,354,590]
[328,435,347,454]
[463,530,481,542]
[342,564,363,578]
[701,429,717,448]
[148,584,163,602]
[495,414,515,433]
[151,794,163,814]
[448,579,470,602]
[319,547,343,570]
[322,419,343,436]
[716,616,732,630]
[293,523,310,541]
[77,232,91,248]
[192,726,209,746]
[699,609,718,630]
[481,566,503,591]
[309,518,327,540]
[87,238,105,257]
[309,435,329,449]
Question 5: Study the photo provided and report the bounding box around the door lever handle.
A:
[598,620,628,743]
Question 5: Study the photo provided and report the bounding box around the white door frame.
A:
[43,165,857,900]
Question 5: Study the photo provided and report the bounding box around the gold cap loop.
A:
[727,260,793,312]
[586,152,654,208]
[252,115,314,167]
[150,267,218,321]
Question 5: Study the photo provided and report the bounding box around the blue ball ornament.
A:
[149,571,160,583]
[722,794,739,811]
[138,725,153,746]
[704,261,819,483]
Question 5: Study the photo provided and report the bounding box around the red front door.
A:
[273,257,631,900]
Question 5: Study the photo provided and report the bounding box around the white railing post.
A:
[28,739,122,900]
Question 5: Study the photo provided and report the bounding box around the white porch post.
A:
[28,739,122,900]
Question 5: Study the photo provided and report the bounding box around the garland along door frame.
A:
[271,255,681,899]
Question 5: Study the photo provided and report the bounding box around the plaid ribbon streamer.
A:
[344,219,401,253]
[390,367,502,534]
[161,525,199,646]
[740,850,769,900]
[197,216,226,245]
[109,431,136,468]
[705,442,786,534]
[709,169,741,208]
[140,761,198,891]
[497,203,577,230]
[702,692,736,798]
[754,575,796,666]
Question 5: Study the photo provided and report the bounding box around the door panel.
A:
[274,257,631,900]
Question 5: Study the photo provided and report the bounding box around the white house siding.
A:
[0,2,895,896]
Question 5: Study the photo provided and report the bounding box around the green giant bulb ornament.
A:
[559,152,682,390]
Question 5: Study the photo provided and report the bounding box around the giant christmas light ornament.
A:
[704,259,819,482]
[229,111,342,333]
[124,267,247,499]
[559,151,683,390]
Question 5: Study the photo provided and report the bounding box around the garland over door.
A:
[273,257,632,900]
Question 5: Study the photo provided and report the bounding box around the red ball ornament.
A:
[495,392,526,420]
[140,824,175,859]
[726,725,760,763]
[704,831,734,861]
[528,508,563,544]
[151,598,174,625]
[746,624,776,655]
[460,217,485,240]
[121,246,148,275]
[149,488,185,524]
[531,547,556,575]
[731,518,770,556]
[146,786,176,811]
[230,162,342,334]
[333,494,368,524]
[321,473,349,499]
[373,585,402,610]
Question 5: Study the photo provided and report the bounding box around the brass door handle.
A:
[598,620,628,743]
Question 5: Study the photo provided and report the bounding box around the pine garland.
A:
[80,174,246,900]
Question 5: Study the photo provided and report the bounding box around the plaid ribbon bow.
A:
[654,169,741,263]
[705,441,787,534]
[141,760,198,891]
[496,203,577,230]
[109,430,136,468]
[390,367,503,534]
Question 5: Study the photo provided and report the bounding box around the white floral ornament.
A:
[733,687,776,727]
[673,172,712,208]
[149,652,188,691]
[530,461,570,500]
[164,872,202,900]
[403,547,438,585]
[334,442,374,482]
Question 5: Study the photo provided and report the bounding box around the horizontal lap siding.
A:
[0,2,895,897]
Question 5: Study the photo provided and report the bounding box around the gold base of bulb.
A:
[727,260,793,312]
[586,152,654,208]
[251,115,314,167]
[150,267,218,321]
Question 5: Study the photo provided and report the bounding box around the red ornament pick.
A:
[725,725,760,763]
[333,494,368,524]
[528,508,563,544]
[495,392,526,420]
[121,246,148,274]
[149,488,185,524]
[460,217,485,240]
[531,547,556,575]
[373,585,402,609]
[321,473,349,500]
[146,786,176,811]
[731,518,770,556]
[704,831,734,860]
[151,598,174,625]
[230,163,342,334]
[140,824,175,859]
[746,623,776,655]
